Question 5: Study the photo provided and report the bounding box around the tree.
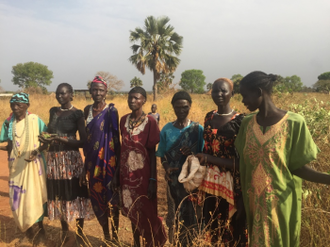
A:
[157,72,174,92]
[230,74,243,93]
[274,75,303,93]
[130,77,143,88]
[129,16,183,101]
[206,83,213,91]
[313,80,330,93]
[313,72,330,93]
[87,71,124,92]
[11,62,53,88]
[317,72,330,80]
[179,69,206,93]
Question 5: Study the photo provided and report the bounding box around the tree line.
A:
[6,15,330,98]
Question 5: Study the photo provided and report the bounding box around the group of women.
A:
[1,71,330,247]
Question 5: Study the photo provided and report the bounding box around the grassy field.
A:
[0,92,330,246]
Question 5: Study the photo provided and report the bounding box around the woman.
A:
[83,76,120,243]
[196,78,247,246]
[0,93,47,242]
[112,86,166,247]
[235,71,330,246]
[40,83,93,245]
[156,91,204,246]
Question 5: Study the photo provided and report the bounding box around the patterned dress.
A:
[199,110,247,246]
[235,112,319,247]
[47,107,93,222]
[120,114,166,247]
[0,114,47,231]
[83,104,119,226]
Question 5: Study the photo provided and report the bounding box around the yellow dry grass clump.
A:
[0,92,329,246]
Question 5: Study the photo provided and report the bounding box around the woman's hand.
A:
[165,167,179,182]
[24,150,38,162]
[147,180,157,200]
[79,169,87,187]
[180,146,192,156]
[195,153,208,166]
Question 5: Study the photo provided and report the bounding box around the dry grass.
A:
[0,92,330,246]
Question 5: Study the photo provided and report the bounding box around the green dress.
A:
[234,111,318,247]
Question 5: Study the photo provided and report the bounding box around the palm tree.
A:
[129,16,183,101]
[130,76,143,88]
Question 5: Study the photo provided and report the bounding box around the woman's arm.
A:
[0,144,7,151]
[52,116,87,148]
[195,153,238,170]
[292,165,330,184]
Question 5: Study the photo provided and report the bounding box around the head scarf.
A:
[8,93,30,140]
[92,76,107,88]
[214,78,234,91]
[10,92,29,104]
[129,86,147,100]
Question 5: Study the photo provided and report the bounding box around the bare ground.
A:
[0,149,169,247]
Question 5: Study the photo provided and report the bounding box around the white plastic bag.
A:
[178,155,206,192]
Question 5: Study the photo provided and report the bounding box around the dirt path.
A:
[0,148,168,247]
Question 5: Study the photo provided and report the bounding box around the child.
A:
[234,71,330,247]
[148,104,160,125]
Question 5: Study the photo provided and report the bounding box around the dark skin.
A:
[38,85,88,237]
[0,101,46,236]
[195,80,238,170]
[240,84,330,184]
[84,82,120,242]
[111,92,157,247]
[195,80,245,220]
[84,83,108,119]
[161,99,194,181]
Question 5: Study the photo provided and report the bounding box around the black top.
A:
[48,107,83,151]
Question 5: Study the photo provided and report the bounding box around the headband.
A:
[92,76,107,88]
[10,93,29,104]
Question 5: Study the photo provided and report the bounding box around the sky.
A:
[0,0,329,92]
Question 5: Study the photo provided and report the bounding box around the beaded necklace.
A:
[129,112,146,130]
[12,112,29,158]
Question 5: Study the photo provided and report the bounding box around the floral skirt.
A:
[46,150,94,222]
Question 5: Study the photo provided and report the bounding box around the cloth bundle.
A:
[178,155,206,192]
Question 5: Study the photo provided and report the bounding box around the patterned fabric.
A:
[92,76,107,88]
[83,104,120,226]
[156,122,204,246]
[199,110,247,246]
[120,114,166,247]
[235,111,319,247]
[0,114,47,232]
[47,109,94,222]
[10,92,29,104]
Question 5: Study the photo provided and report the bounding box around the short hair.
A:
[171,91,192,105]
[240,71,278,94]
[213,78,233,91]
[129,86,147,99]
[57,83,74,94]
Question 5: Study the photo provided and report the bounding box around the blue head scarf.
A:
[8,93,30,140]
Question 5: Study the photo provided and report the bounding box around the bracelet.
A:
[149,178,157,181]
